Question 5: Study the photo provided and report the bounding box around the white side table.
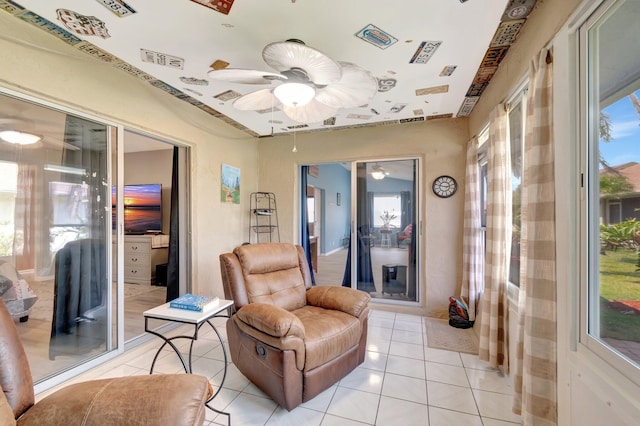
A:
[143,299,234,423]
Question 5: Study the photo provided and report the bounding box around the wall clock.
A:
[432,175,457,198]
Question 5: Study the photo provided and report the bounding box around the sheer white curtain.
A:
[513,47,557,425]
[461,137,483,321]
[478,104,511,372]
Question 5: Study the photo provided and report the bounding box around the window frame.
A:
[579,0,640,386]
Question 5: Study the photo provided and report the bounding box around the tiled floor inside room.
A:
[39,309,522,426]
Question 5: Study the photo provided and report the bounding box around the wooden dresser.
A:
[118,235,169,285]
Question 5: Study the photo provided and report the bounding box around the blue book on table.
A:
[169,294,219,312]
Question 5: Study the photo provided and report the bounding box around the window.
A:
[373,194,401,228]
[582,0,640,377]
[508,96,526,286]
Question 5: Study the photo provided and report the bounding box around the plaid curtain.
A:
[478,104,511,372]
[513,47,557,424]
[460,137,483,321]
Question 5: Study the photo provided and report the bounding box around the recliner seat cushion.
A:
[293,306,361,370]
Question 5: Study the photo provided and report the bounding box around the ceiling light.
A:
[0,130,41,145]
[273,83,316,107]
[371,164,389,180]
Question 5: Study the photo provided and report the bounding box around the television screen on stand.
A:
[112,184,162,234]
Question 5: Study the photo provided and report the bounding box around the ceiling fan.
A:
[207,40,378,124]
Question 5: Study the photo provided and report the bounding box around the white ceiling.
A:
[6,0,538,137]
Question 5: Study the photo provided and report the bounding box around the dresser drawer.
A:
[124,253,151,267]
[124,241,151,255]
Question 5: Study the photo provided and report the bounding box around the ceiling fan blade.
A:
[233,89,282,110]
[207,68,285,84]
[282,99,337,123]
[314,62,378,109]
[262,42,342,85]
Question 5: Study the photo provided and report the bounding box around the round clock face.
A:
[432,175,457,198]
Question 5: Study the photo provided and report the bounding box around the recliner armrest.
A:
[306,287,370,318]
[235,303,306,339]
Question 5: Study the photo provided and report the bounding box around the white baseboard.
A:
[322,247,346,256]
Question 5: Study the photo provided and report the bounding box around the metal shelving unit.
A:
[249,192,280,243]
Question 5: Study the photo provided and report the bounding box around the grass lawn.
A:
[599,249,640,342]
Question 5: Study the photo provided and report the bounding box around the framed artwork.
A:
[337,192,341,206]
[221,163,240,204]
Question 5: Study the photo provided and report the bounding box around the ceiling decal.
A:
[140,49,184,69]
[371,108,380,115]
[0,0,23,14]
[416,85,449,96]
[96,0,136,18]
[183,88,203,96]
[215,89,241,101]
[189,0,235,15]
[457,0,538,117]
[114,61,156,82]
[210,59,230,70]
[456,96,479,117]
[355,24,398,50]
[491,19,525,47]
[400,117,425,124]
[413,109,424,116]
[77,42,119,63]
[57,9,110,38]
[180,77,209,85]
[347,113,372,120]
[288,124,309,130]
[389,103,407,113]
[377,78,396,92]
[409,41,442,64]
[427,113,453,120]
[323,117,336,126]
[439,66,457,77]
[502,0,536,21]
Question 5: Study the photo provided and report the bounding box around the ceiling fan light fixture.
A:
[274,82,315,107]
[371,164,389,180]
[0,130,41,145]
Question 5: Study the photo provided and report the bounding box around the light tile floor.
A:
[39,309,522,425]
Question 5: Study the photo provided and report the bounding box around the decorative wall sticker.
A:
[481,46,510,68]
[456,96,479,117]
[183,88,203,96]
[355,24,398,49]
[114,62,156,81]
[287,124,309,130]
[409,41,442,64]
[20,11,83,45]
[427,113,453,120]
[439,65,457,77]
[413,109,424,116]
[96,0,136,18]
[215,89,241,101]
[490,19,525,47]
[180,77,209,85]
[77,42,119,63]
[190,0,235,16]
[377,78,396,92]
[346,113,372,120]
[210,59,230,70]
[221,164,240,204]
[0,0,25,15]
[140,49,184,69]
[268,120,283,124]
[149,80,185,97]
[400,117,425,123]
[57,9,111,38]
[501,0,536,21]
[323,117,336,126]
[415,85,449,96]
[389,103,407,113]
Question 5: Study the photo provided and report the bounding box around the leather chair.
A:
[219,243,370,411]
[0,300,211,426]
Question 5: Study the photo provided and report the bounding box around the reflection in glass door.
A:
[0,92,113,383]
[353,160,418,302]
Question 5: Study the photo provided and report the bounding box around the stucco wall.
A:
[0,12,258,299]
[257,118,469,316]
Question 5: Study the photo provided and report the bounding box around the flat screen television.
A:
[112,184,162,234]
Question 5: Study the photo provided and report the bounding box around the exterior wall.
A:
[0,12,259,300]
[257,119,468,316]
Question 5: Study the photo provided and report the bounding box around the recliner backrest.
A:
[229,243,311,311]
[0,300,34,420]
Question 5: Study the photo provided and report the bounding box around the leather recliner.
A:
[219,243,370,411]
[0,300,211,426]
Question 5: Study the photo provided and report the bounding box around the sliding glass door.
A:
[301,158,419,303]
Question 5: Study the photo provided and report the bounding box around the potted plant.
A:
[380,210,397,230]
